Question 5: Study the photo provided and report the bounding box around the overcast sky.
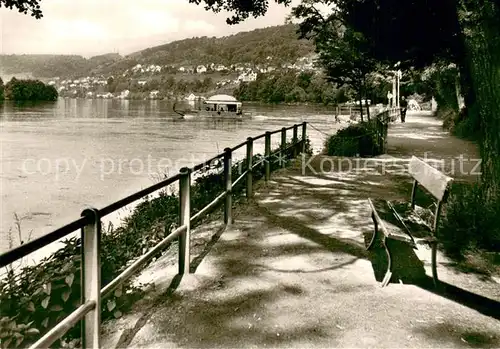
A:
[0,0,303,57]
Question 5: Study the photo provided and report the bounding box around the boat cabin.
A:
[203,94,242,115]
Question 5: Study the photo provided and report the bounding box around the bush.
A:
[437,104,480,141]
[438,106,459,130]
[0,136,311,348]
[439,182,500,259]
[3,78,58,101]
[325,122,384,157]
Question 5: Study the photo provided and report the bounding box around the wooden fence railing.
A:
[0,122,308,349]
[334,105,400,123]
[371,107,400,153]
[335,104,370,117]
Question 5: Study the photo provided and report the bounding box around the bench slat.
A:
[408,156,453,201]
[368,199,417,247]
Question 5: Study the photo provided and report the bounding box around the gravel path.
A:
[101,111,500,348]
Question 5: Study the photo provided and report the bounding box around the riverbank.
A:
[1,138,307,347]
[0,100,341,255]
[0,114,318,347]
[100,111,499,348]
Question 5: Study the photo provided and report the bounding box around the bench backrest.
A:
[408,156,453,202]
[408,156,454,232]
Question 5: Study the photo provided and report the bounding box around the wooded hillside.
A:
[0,24,313,78]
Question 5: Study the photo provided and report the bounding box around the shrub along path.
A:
[102,111,499,348]
[388,112,500,290]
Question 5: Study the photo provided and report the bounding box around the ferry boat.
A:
[202,94,243,118]
[173,94,246,120]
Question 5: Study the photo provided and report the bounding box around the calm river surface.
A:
[0,98,339,255]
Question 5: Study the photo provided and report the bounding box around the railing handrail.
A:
[0,123,306,267]
[0,121,308,349]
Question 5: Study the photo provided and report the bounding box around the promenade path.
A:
[103,111,500,348]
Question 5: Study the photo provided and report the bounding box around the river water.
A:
[0,98,340,256]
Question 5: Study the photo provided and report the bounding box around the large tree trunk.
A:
[458,0,500,199]
[449,0,480,129]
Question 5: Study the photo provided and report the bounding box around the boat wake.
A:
[252,114,268,120]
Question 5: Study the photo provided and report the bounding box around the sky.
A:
[0,0,304,57]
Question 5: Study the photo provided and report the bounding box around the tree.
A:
[114,81,129,93]
[0,0,43,18]
[201,0,500,198]
[457,0,500,198]
[0,77,4,101]
[165,76,176,88]
[7,0,498,195]
[107,76,118,93]
[1,0,290,23]
[202,77,213,91]
[313,21,376,121]
[3,78,58,101]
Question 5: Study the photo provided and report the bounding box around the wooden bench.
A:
[367,156,454,287]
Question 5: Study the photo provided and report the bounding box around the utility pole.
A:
[392,73,397,107]
[396,70,402,108]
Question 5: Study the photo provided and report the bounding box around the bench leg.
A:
[381,237,393,287]
[366,211,378,250]
[431,241,439,287]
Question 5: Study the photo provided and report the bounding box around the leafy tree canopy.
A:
[291,0,463,69]
[2,78,58,101]
[186,0,291,24]
[0,0,42,18]
[0,0,291,23]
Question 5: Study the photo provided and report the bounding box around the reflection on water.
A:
[0,99,338,254]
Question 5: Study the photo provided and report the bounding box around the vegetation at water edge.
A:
[0,139,313,348]
[0,78,58,102]
[325,122,386,157]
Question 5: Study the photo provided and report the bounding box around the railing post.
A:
[80,208,101,349]
[246,137,253,199]
[224,147,232,225]
[292,124,298,158]
[301,122,307,155]
[264,131,271,181]
[281,127,287,168]
[178,167,191,274]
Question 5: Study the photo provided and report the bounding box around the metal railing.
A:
[0,122,308,349]
[334,104,371,117]
[387,107,401,121]
[372,107,400,153]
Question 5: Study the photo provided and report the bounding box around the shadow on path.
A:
[419,277,500,321]
[255,204,368,259]
[106,113,499,348]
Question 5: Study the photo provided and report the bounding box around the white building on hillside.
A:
[119,90,130,99]
[238,71,258,82]
[186,93,197,101]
